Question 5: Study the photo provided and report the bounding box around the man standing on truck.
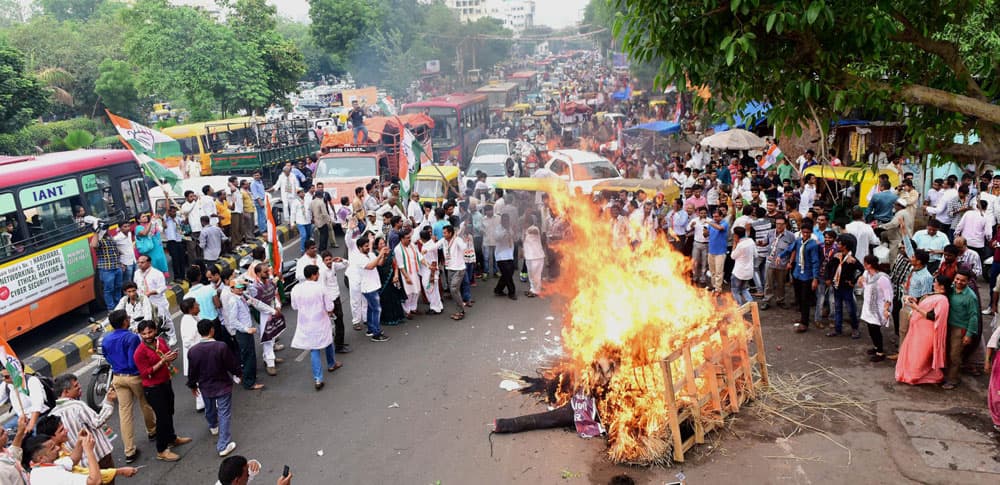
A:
[350,100,368,144]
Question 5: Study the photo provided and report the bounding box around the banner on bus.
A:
[0,237,94,314]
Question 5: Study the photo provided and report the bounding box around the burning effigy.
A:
[492,189,769,466]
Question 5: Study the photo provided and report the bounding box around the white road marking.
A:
[294,349,309,362]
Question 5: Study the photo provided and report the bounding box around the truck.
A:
[314,114,435,201]
[207,118,322,180]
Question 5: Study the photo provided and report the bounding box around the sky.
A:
[172,0,588,29]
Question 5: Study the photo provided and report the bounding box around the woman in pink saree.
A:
[896,275,951,385]
[986,323,1000,430]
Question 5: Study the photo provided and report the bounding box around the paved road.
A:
[19,234,1000,484]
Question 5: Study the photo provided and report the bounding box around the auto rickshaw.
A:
[413,165,461,206]
[592,179,680,201]
[502,103,531,121]
[802,165,900,220]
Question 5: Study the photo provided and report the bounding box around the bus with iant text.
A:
[401,93,490,168]
[0,150,149,340]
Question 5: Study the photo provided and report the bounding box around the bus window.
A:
[18,179,84,243]
[0,193,25,259]
[127,178,150,215]
[81,173,115,219]
[120,178,147,217]
[176,136,200,156]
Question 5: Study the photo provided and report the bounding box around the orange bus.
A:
[0,150,149,340]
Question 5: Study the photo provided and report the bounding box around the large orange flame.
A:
[544,189,747,465]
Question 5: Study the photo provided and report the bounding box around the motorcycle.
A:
[86,315,173,412]
[238,254,299,304]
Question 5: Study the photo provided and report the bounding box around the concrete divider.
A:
[22,225,297,376]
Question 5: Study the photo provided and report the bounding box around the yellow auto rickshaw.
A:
[802,165,900,210]
[413,165,461,206]
[592,179,680,201]
[502,103,531,120]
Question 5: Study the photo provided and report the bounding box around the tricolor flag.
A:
[759,143,784,170]
[264,194,282,274]
[378,96,397,116]
[105,110,182,193]
[106,110,183,160]
[396,121,429,206]
[0,337,26,396]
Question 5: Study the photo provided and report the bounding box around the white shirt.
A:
[688,216,710,243]
[290,280,335,350]
[180,199,203,232]
[320,260,348,300]
[407,199,424,225]
[179,314,199,376]
[359,252,382,293]
[273,172,301,195]
[845,220,878,261]
[134,266,168,308]
[0,376,48,417]
[295,253,322,282]
[927,188,958,224]
[799,184,816,214]
[731,237,756,281]
[290,197,311,225]
[112,231,136,265]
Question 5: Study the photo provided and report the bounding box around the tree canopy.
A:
[0,37,48,133]
[610,0,1000,162]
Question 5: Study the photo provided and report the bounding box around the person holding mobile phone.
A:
[216,455,292,485]
[133,320,192,462]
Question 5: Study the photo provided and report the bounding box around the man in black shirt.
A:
[349,100,368,144]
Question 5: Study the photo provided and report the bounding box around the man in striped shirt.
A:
[50,373,117,471]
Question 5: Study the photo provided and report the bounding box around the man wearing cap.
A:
[220,277,266,391]
[879,198,914,262]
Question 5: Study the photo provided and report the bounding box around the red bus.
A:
[0,150,149,339]
[401,93,490,168]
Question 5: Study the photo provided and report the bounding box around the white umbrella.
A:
[700,128,767,150]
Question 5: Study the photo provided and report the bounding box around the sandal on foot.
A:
[450,313,465,321]
[327,362,343,372]
[353,323,363,331]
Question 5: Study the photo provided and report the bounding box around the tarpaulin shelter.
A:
[624,121,681,136]
[710,101,770,132]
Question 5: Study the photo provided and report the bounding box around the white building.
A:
[445,0,489,22]
[446,0,534,31]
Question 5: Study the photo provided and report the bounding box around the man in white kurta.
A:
[134,255,177,346]
[345,219,369,329]
[417,228,444,314]
[270,163,301,223]
[393,228,424,315]
[290,265,339,390]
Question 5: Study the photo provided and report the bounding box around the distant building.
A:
[445,0,534,31]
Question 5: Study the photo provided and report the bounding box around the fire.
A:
[543,189,748,465]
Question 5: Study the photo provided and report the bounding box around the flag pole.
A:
[104,109,177,212]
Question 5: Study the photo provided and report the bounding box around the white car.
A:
[287,106,310,121]
[463,154,521,190]
[544,149,622,194]
[472,138,514,159]
[265,107,286,121]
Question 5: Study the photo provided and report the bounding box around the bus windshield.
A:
[315,156,379,178]
[410,107,457,146]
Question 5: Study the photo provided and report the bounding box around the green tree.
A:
[222,0,306,111]
[0,0,37,27]
[63,128,95,149]
[611,0,1000,162]
[307,0,379,73]
[38,0,105,21]
[276,18,343,79]
[0,38,49,133]
[94,59,140,118]
[125,0,269,119]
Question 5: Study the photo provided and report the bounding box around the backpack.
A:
[28,374,57,412]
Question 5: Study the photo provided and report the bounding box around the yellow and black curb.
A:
[22,225,297,376]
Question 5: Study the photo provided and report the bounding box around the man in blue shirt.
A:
[102,309,156,463]
[781,222,821,332]
[865,180,898,223]
[250,171,267,234]
[706,208,729,293]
